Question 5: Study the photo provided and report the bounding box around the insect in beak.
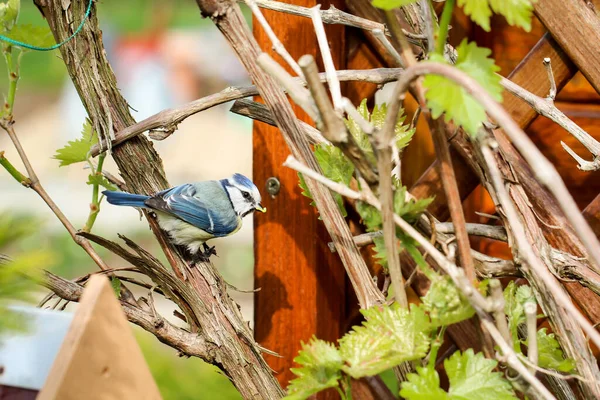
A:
[255,203,267,213]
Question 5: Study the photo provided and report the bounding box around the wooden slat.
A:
[252,1,348,393]
[38,276,160,400]
[535,0,600,94]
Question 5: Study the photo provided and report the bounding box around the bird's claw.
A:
[202,243,217,258]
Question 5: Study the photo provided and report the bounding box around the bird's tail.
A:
[103,191,150,208]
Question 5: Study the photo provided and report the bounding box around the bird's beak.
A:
[255,203,267,213]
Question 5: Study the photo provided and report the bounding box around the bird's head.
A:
[223,173,266,217]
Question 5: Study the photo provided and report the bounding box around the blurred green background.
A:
[0,1,255,398]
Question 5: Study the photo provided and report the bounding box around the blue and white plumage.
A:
[103,173,265,260]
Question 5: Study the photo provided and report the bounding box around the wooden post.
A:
[252,0,353,393]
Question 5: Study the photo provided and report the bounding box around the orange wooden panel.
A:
[252,1,348,394]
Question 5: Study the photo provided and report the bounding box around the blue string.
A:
[0,0,92,51]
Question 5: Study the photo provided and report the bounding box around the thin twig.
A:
[298,55,378,185]
[244,0,427,43]
[372,29,404,67]
[256,53,319,121]
[341,97,373,135]
[230,99,328,144]
[542,58,557,101]
[310,5,342,110]
[244,0,303,77]
[525,302,538,373]
[490,279,512,347]
[501,76,600,171]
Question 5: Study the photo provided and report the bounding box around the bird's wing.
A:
[145,183,239,237]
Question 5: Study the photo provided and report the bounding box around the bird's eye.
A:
[242,191,251,200]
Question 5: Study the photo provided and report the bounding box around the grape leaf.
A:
[0,0,19,32]
[400,367,450,400]
[423,40,502,136]
[445,349,518,399]
[87,174,117,191]
[533,328,576,373]
[297,144,354,218]
[371,0,418,10]
[458,0,535,32]
[489,0,536,32]
[504,281,534,350]
[3,24,55,49]
[344,98,415,165]
[339,304,431,378]
[394,186,434,223]
[285,337,343,400]
[421,273,475,328]
[53,119,98,166]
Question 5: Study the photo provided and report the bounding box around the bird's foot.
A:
[202,243,217,258]
[190,244,217,266]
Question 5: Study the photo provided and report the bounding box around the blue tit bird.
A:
[103,173,265,261]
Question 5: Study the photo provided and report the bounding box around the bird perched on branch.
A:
[103,173,265,262]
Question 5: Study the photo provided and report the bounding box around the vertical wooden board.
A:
[252,1,348,391]
[37,276,161,400]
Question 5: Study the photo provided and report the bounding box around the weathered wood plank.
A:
[535,0,600,94]
[38,276,161,400]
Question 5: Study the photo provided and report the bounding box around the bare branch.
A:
[372,29,404,67]
[542,57,557,100]
[244,0,303,77]
[310,5,342,110]
[90,68,403,157]
[501,76,600,171]
[42,270,214,360]
[490,279,512,346]
[245,0,427,44]
[230,99,327,144]
[525,302,538,373]
[257,53,319,121]
[298,55,378,184]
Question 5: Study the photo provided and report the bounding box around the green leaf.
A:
[110,276,122,299]
[458,0,536,32]
[445,349,518,399]
[423,40,502,136]
[534,328,576,373]
[0,0,20,32]
[344,99,415,165]
[53,119,98,166]
[285,337,343,400]
[297,144,354,218]
[504,281,534,350]
[421,273,475,328]
[339,304,431,378]
[372,235,387,270]
[356,201,382,232]
[3,24,55,49]
[489,0,536,31]
[394,186,434,223]
[371,0,418,11]
[87,174,117,191]
[400,367,449,400]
